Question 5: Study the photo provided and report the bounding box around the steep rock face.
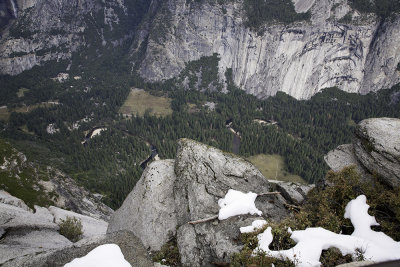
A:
[0,139,113,221]
[135,0,400,99]
[353,118,400,187]
[108,139,291,266]
[0,0,128,75]
[107,159,178,251]
[325,118,400,187]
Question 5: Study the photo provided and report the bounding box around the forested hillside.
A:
[1,50,399,208]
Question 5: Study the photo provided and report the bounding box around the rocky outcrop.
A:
[2,231,153,267]
[268,180,314,205]
[134,0,400,99]
[42,167,114,221]
[324,144,371,180]
[0,191,108,265]
[108,139,292,266]
[107,159,178,251]
[325,118,400,187]
[0,139,113,221]
[353,118,400,187]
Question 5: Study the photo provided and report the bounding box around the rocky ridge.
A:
[0,190,109,265]
[108,138,312,266]
[325,117,400,187]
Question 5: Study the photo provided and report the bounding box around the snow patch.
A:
[218,189,262,220]
[240,219,267,233]
[64,244,131,267]
[254,195,400,266]
[90,128,107,138]
[46,123,60,134]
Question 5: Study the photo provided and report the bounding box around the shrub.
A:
[231,166,400,265]
[152,237,180,266]
[59,216,83,242]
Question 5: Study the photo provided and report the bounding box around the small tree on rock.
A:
[59,216,83,242]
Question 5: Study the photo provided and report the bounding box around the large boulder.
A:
[324,144,371,181]
[353,118,400,187]
[107,159,178,251]
[268,180,314,205]
[325,118,400,187]
[174,139,288,266]
[108,139,290,266]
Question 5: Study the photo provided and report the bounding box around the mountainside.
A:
[1,0,399,99]
[0,0,150,75]
[135,0,400,99]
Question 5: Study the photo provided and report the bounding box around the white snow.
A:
[240,219,267,233]
[90,128,107,138]
[64,244,131,267]
[218,189,262,220]
[46,123,60,134]
[254,195,400,266]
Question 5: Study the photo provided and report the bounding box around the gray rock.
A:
[2,231,153,267]
[108,139,290,266]
[0,190,32,212]
[0,229,72,264]
[49,206,108,239]
[353,118,400,187]
[174,139,289,266]
[0,203,57,230]
[0,193,109,265]
[324,144,371,180]
[45,167,114,221]
[336,261,374,267]
[269,180,314,205]
[107,159,178,251]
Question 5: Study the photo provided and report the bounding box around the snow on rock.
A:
[218,189,262,220]
[254,195,400,266]
[46,123,60,134]
[90,128,107,138]
[240,219,267,234]
[64,244,131,267]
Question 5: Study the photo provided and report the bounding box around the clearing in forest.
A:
[119,88,172,117]
[0,102,59,121]
[247,154,305,183]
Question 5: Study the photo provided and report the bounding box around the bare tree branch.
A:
[188,215,219,225]
[257,191,281,196]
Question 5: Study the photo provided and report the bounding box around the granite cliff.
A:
[134,0,400,99]
[1,0,400,99]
